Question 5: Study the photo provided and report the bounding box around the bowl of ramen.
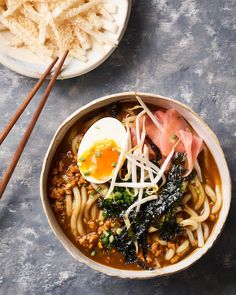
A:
[0,0,131,79]
[40,92,231,278]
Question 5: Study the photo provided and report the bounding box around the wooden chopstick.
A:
[0,57,59,145]
[0,50,69,199]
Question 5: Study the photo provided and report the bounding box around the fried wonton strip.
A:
[3,0,28,17]
[0,22,7,31]
[23,3,41,24]
[0,16,51,59]
[60,0,102,20]
[0,0,119,61]
[71,48,88,62]
[98,5,114,21]
[103,2,117,14]
[75,27,92,50]
[52,0,83,18]
[31,2,49,45]
[102,18,118,33]
[76,19,118,46]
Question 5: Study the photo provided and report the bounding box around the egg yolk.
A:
[78,139,120,180]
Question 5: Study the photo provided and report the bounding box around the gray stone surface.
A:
[0,0,236,294]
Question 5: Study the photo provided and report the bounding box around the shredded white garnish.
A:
[135,110,145,145]
[125,195,158,219]
[135,95,163,131]
[153,149,175,184]
[194,159,203,182]
[114,182,155,188]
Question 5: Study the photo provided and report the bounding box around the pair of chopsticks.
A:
[0,50,69,199]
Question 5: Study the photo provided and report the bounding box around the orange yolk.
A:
[78,139,120,180]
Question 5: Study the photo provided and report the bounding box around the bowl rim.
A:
[40,91,231,279]
[0,0,131,80]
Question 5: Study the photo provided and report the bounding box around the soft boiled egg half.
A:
[77,117,127,184]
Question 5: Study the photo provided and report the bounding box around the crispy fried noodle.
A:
[0,0,119,61]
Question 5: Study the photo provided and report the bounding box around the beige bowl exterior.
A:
[40,92,231,279]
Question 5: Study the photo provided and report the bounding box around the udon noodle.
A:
[48,99,222,270]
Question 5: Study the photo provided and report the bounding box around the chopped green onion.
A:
[95,151,101,158]
[102,211,107,219]
[112,162,117,167]
[114,191,122,198]
[195,187,200,194]
[83,170,90,176]
[104,231,109,238]
[116,228,122,235]
[91,251,96,256]
[109,235,114,243]
[96,186,101,192]
[79,156,86,162]
[98,210,106,221]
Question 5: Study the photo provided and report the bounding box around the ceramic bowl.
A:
[40,92,231,278]
[0,0,131,79]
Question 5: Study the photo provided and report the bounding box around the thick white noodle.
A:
[65,194,72,217]
[189,197,210,222]
[194,177,205,210]
[197,223,204,247]
[204,184,217,202]
[185,228,196,246]
[77,186,86,236]
[90,203,98,220]
[181,193,192,205]
[153,236,168,246]
[176,240,189,254]
[84,193,100,220]
[71,186,81,237]
[180,219,199,231]
[212,185,222,214]
[202,222,209,241]
[165,248,175,261]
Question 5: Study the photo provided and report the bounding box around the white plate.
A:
[0,0,131,79]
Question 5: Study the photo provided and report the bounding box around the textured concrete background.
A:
[0,0,236,294]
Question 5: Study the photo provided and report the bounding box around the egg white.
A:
[77,117,127,183]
